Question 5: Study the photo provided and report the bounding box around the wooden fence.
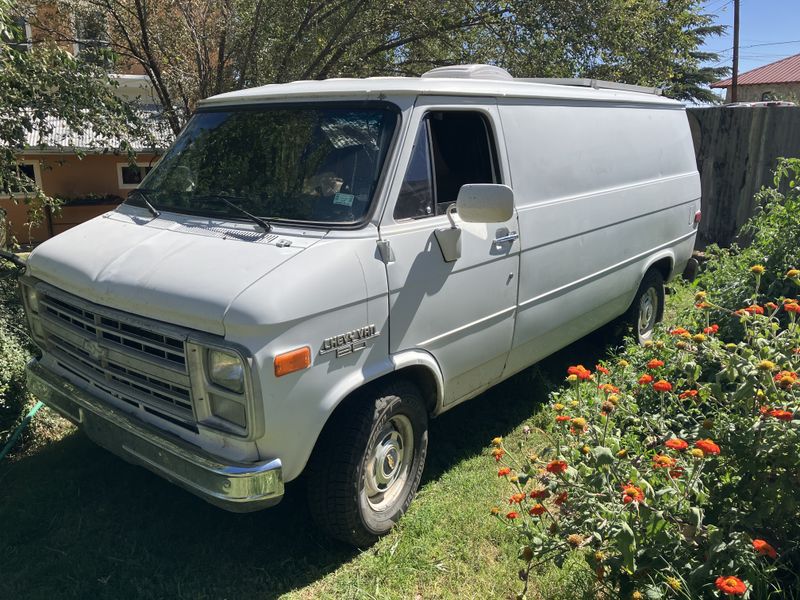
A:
[687,106,800,248]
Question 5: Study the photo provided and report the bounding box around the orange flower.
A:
[695,439,721,455]
[599,383,619,394]
[665,438,688,451]
[653,380,673,393]
[567,365,592,380]
[509,493,526,504]
[529,489,550,500]
[529,503,547,516]
[715,576,747,595]
[497,467,511,477]
[621,484,644,504]
[765,302,778,311]
[553,491,568,505]
[785,302,800,314]
[669,467,685,479]
[555,415,571,422]
[647,359,664,369]
[773,371,798,388]
[595,364,610,375]
[679,389,698,399]
[768,409,794,421]
[506,511,519,520]
[744,305,765,315]
[546,460,568,474]
[670,327,689,335]
[652,454,676,468]
[703,324,720,334]
[638,374,654,385]
[696,302,712,310]
[492,447,506,461]
[752,539,778,559]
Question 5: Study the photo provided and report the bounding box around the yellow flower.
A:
[725,343,737,351]
[570,400,579,407]
[695,291,707,301]
[566,374,578,383]
[757,360,776,371]
[693,333,706,343]
[666,576,682,591]
[491,437,503,447]
[756,389,765,398]
[617,448,628,458]
[553,403,566,412]
[676,341,687,349]
[571,417,587,429]
[490,506,500,515]
[608,394,620,405]
[643,340,654,348]
[632,592,644,600]
[618,359,630,368]
[509,475,519,483]
[750,264,766,275]
[581,445,591,455]
[655,341,665,349]
[690,448,705,459]
[787,269,800,279]
[528,453,539,463]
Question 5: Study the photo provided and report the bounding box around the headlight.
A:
[24,285,39,313]
[207,348,245,393]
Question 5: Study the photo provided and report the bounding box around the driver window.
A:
[394,111,499,220]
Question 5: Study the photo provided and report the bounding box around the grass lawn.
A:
[1,287,693,600]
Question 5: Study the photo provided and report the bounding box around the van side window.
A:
[394,122,435,219]
[394,111,499,220]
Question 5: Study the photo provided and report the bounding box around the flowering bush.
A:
[490,266,800,598]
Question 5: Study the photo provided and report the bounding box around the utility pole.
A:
[731,0,740,103]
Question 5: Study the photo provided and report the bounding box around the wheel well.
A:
[649,257,673,283]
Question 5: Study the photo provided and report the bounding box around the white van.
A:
[22,65,700,545]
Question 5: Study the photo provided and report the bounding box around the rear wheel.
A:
[306,380,428,546]
[627,269,665,343]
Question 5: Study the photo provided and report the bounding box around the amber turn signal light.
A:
[274,347,311,377]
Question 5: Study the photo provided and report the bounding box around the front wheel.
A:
[626,269,665,343]
[305,380,428,546]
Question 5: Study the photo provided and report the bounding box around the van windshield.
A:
[128,104,398,225]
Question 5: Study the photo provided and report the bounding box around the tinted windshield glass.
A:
[129,105,398,224]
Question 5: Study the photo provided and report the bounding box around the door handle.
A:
[493,231,519,245]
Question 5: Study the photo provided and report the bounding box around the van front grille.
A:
[37,289,196,429]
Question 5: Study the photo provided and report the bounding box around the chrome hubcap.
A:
[364,415,414,511]
[638,288,658,337]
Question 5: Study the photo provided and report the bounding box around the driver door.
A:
[379,99,520,406]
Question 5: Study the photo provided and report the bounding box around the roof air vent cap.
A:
[421,64,513,81]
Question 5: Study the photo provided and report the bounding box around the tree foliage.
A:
[43,0,728,136]
[0,0,150,233]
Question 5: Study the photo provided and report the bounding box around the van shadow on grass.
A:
[0,324,620,600]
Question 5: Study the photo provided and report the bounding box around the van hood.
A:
[26,207,323,335]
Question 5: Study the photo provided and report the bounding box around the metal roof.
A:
[712,53,800,88]
[23,111,172,153]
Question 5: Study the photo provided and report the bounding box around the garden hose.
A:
[0,401,43,462]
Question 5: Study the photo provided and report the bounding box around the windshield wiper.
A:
[196,194,272,232]
[127,188,160,218]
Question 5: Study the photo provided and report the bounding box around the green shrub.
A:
[490,267,799,599]
[698,157,800,339]
[0,274,34,438]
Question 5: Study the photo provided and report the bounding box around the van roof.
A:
[199,64,682,109]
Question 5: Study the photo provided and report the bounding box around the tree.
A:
[42,0,727,135]
[0,0,151,232]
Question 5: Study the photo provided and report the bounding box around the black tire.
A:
[305,380,429,546]
[626,269,665,344]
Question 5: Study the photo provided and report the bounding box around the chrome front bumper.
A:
[26,359,284,512]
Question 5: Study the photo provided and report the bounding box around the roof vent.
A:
[421,64,513,81]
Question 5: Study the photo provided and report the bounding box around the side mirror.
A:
[456,184,514,223]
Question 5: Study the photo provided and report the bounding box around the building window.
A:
[2,15,32,52]
[1,161,42,197]
[117,163,153,189]
[74,10,111,66]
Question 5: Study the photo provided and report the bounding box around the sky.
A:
[701,0,800,97]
